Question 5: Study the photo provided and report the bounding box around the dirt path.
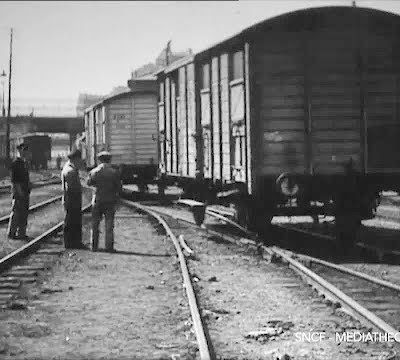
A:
[0,205,196,359]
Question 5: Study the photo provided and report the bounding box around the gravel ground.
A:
[343,262,400,287]
[0,184,63,218]
[147,205,397,360]
[0,189,92,259]
[0,204,196,359]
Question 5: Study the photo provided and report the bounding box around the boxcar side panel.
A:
[165,77,172,173]
[178,67,188,176]
[171,78,178,173]
[132,93,158,165]
[365,32,400,173]
[244,42,253,194]
[200,66,212,179]
[309,31,361,174]
[211,56,221,180]
[107,97,134,165]
[253,33,307,177]
[158,80,166,173]
[187,63,197,177]
[88,110,96,167]
[95,107,103,152]
[220,53,231,182]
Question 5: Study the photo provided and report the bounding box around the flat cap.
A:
[97,150,112,159]
[67,149,82,159]
[17,143,28,150]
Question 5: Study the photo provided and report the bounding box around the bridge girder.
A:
[0,116,84,134]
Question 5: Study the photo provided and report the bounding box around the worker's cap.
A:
[97,150,112,159]
[67,149,82,160]
[16,143,28,150]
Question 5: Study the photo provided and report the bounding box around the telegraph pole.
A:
[6,28,13,162]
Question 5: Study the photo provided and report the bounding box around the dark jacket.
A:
[10,157,30,195]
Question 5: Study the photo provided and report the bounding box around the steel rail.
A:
[0,204,91,273]
[120,199,213,360]
[269,247,399,337]
[0,195,63,225]
[195,207,400,338]
[280,248,400,293]
[0,178,61,193]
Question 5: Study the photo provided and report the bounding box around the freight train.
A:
[156,6,400,236]
[84,77,158,186]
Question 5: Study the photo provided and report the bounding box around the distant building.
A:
[131,43,192,79]
[76,93,105,117]
[108,86,130,97]
[10,97,77,117]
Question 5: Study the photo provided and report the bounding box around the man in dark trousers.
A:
[7,143,32,240]
[87,151,122,252]
[61,149,86,249]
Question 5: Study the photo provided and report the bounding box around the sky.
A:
[1,0,400,116]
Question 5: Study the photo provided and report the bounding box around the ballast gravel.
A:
[177,221,396,360]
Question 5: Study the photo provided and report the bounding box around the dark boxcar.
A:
[84,77,158,185]
[10,134,51,170]
[23,134,51,170]
[158,6,400,233]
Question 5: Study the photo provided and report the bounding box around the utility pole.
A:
[6,28,13,162]
[0,70,6,117]
[165,40,171,66]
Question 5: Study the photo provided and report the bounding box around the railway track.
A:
[130,199,400,356]
[207,207,400,343]
[120,199,213,360]
[0,174,61,195]
[0,204,91,308]
[0,195,62,225]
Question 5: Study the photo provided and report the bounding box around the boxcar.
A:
[10,133,51,170]
[84,77,158,185]
[157,6,400,233]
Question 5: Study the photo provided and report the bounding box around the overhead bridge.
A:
[0,116,84,154]
[0,115,84,134]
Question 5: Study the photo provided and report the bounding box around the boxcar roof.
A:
[196,6,400,59]
[157,55,194,75]
[84,91,134,113]
[157,5,400,74]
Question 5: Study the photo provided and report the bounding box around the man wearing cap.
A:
[87,151,122,252]
[61,149,85,249]
[7,143,32,240]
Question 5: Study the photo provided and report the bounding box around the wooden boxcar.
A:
[157,6,400,233]
[84,77,158,185]
[10,133,51,170]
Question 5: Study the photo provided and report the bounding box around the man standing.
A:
[61,149,85,249]
[87,151,122,252]
[7,143,32,240]
[56,154,62,170]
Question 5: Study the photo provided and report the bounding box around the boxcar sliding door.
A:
[308,22,362,175]
[364,27,400,174]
